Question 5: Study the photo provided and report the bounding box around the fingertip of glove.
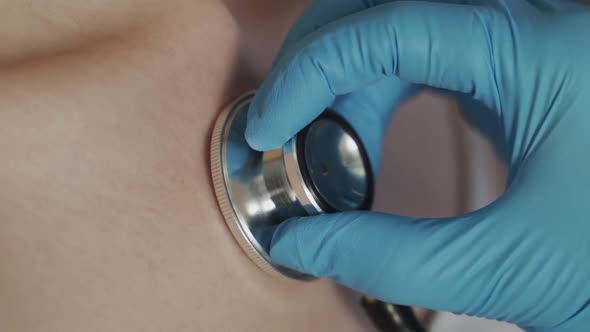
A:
[245,100,289,151]
[244,118,275,152]
[244,125,266,151]
[244,125,287,152]
[269,217,306,271]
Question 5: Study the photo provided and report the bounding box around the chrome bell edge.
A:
[210,91,374,281]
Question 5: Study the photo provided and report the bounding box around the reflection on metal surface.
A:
[362,297,427,332]
[300,116,370,212]
[210,92,373,280]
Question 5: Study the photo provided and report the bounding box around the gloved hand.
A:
[245,1,590,331]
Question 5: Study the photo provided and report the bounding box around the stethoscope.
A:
[211,92,427,332]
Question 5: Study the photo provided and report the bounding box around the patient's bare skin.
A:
[0,1,374,331]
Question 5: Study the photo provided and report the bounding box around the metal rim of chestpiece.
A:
[210,92,374,281]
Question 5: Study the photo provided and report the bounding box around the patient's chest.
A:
[0,1,374,331]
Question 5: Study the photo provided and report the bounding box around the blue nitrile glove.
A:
[245,1,590,331]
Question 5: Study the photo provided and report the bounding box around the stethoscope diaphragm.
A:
[210,92,373,280]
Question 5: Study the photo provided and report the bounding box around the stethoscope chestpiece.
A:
[210,92,374,281]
